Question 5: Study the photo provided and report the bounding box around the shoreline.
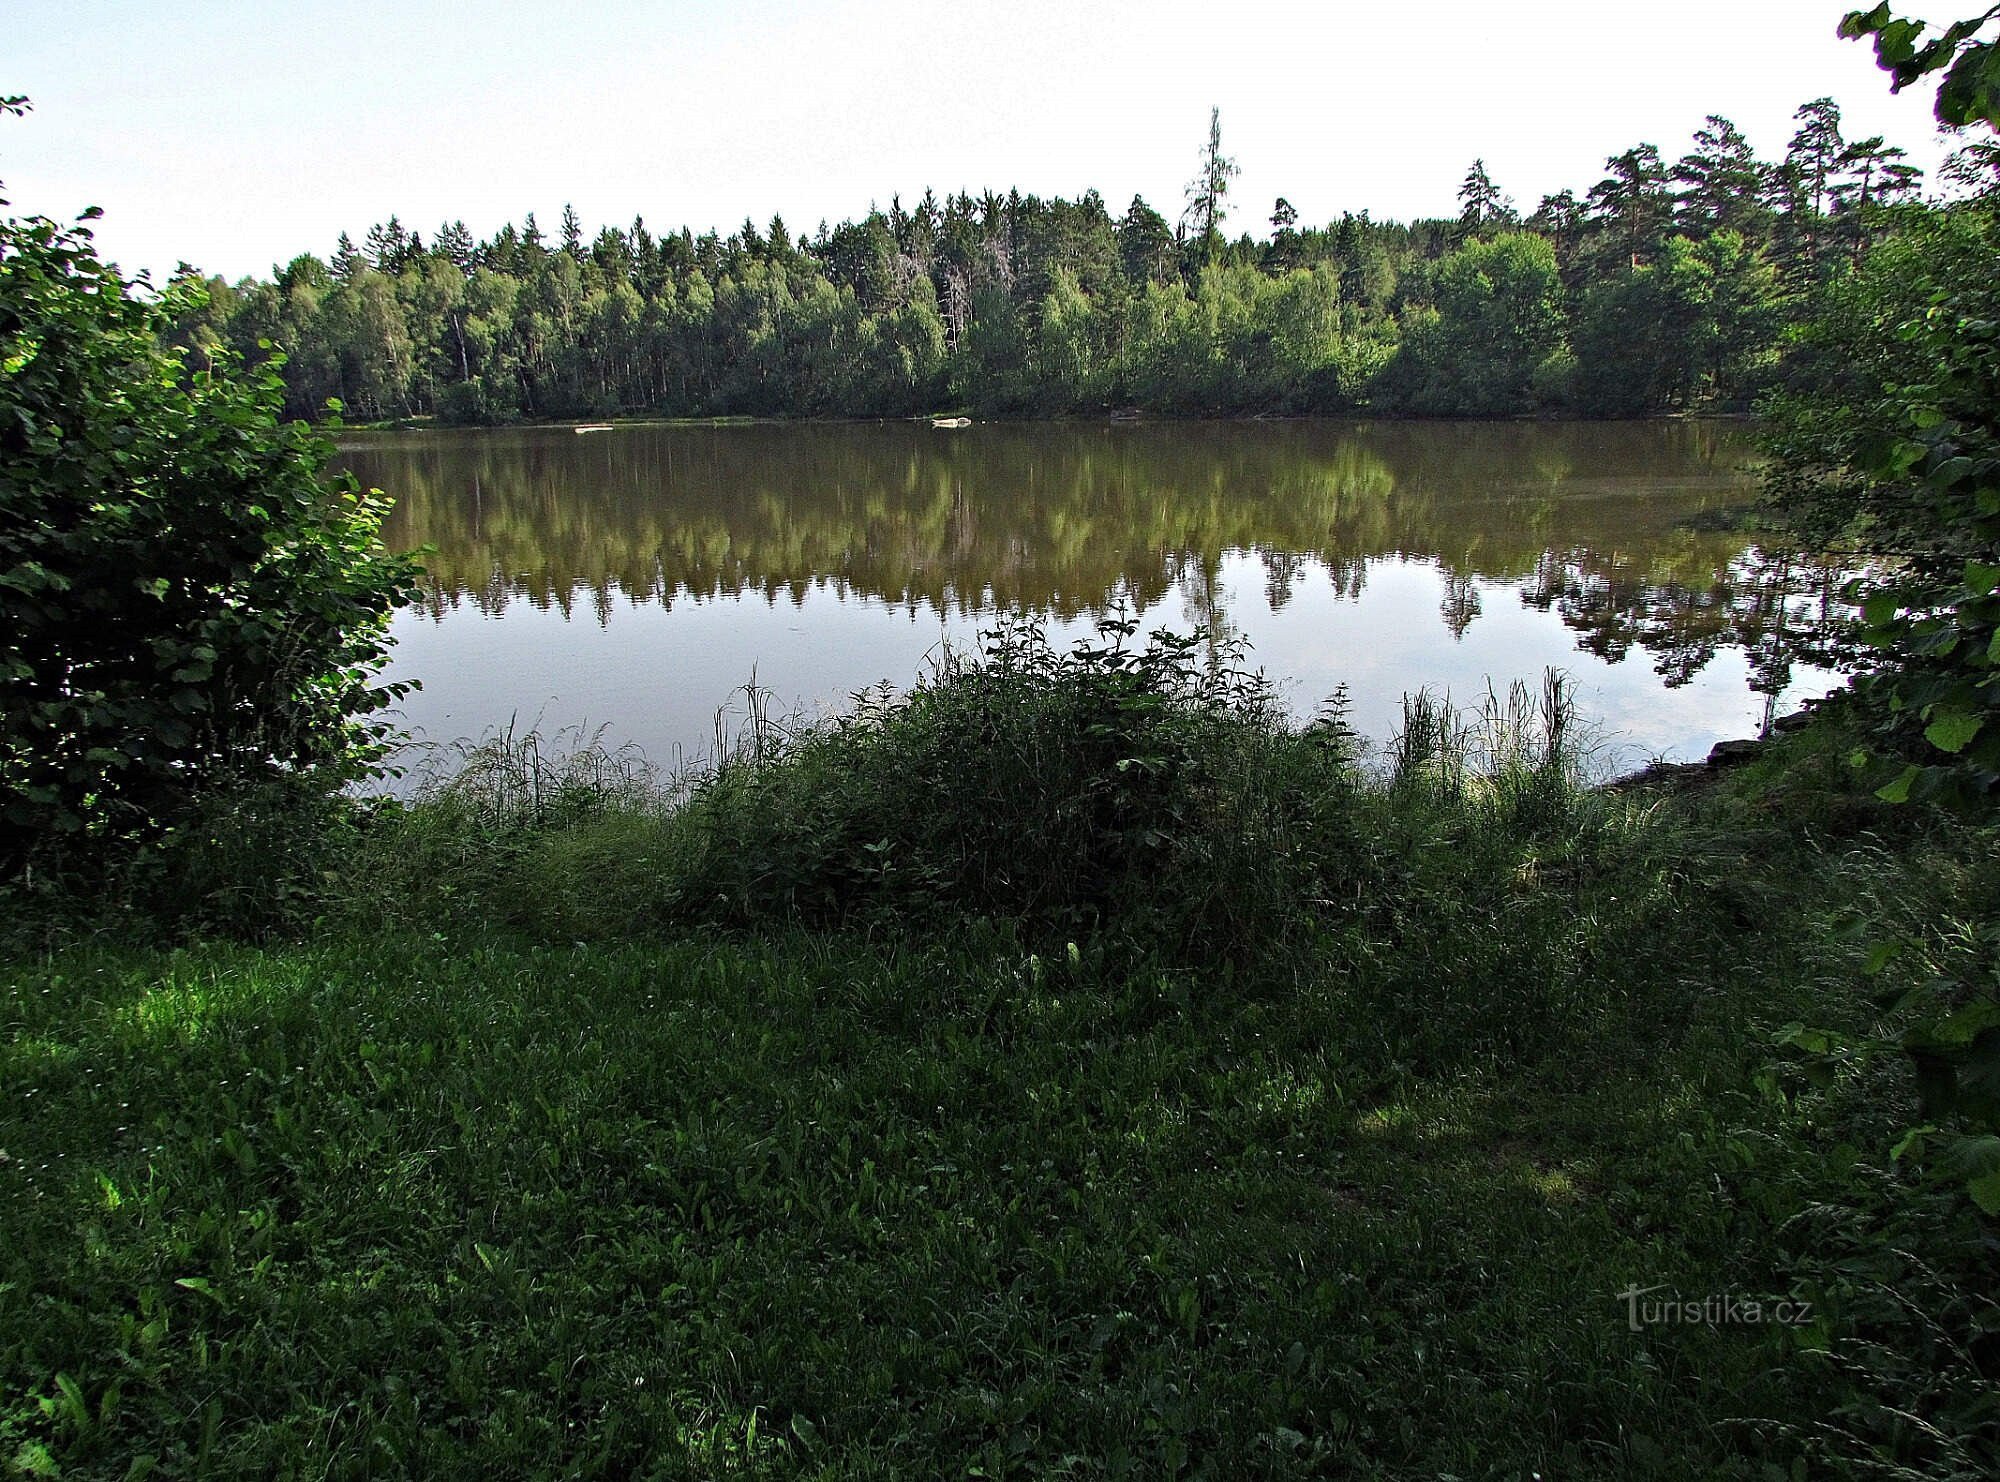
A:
[333,408,1765,436]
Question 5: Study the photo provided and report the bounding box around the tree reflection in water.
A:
[339,418,1849,745]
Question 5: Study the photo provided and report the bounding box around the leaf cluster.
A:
[1842,4,2000,128]
[0,209,422,879]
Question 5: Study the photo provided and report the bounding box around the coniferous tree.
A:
[1786,98,1846,217]
[1940,132,2000,198]
[331,231,362,281]
[1585,145,1672,260]
[1457,159,1511,233]
[1673,115,1767,236]
[1182,107,1239,258]
[365,216,412,273]
[435,219,476,274]
[171,98,1943,428]
[1117,196,1178,287]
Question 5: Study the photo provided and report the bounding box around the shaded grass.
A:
[3,644,1998,1476]
[0,917,1838,1478]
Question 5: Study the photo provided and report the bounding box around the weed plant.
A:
[340,619,1347,957]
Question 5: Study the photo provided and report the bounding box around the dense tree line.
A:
[167,99,1988,424]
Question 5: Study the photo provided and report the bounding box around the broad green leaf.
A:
[1876,765,1919,803]
[1924,710,1983,754]
[1933,999,2000,1046]
[1890,1125,1935,1161]
[1970,1169,2000,1215]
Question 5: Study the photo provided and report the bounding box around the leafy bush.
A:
[1753,170,2000,1475]
[749,621,1351,944]
[647,619,1360,954]
[0,200,421,880]
[1370,233,1568,416]
[364,619,1367,957]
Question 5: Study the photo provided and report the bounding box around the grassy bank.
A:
[4,630,1996,1478]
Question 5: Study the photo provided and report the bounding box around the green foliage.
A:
[1375,233,1566,415]
[1842,4,2000,128]
[8,705,1999,1476]
[1765,207,2000,798]
[1765,210,2000,1234]
[161,93,1945,426]
[1457,157,1512,232]
[1573,232,1780,414]
[1764,28,2000,1328]
[0,208,420,876]
[1182,106,1239,256]
[392,619,1366,959]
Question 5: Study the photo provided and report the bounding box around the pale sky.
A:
[1,0,1966,283]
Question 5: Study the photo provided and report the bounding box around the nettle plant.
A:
[1,140,421,875]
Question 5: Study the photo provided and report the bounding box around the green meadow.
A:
[6,636,1994,1478]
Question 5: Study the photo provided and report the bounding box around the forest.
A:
[166,99,1990,424]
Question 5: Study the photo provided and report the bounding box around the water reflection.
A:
[336,419,1846,771]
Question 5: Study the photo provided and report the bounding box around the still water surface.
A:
[335,420,1844,776]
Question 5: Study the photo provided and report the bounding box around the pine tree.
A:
[1786,98,1846,217]
[1673,115,1767,236]
[1585,145,1671,258]
[1182,107,1239,256]
[1117,195,1177,286]
[364,216,411,272]
[331,230,362,281]
[1835,135,1922,209]
[435,219,476,274]
[1457,159,1511,232]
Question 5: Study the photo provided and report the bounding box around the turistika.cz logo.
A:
[1615,1284,1815,1333]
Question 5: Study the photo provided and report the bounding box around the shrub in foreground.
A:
[0,199,419,885]
[368,619,1368,957]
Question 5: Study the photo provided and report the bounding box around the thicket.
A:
[0,104,419,888]
[352,620,1594,961]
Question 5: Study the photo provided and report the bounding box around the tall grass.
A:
[354,618,1369,954]
[336,622,1640,991]
[1391,670,1586,794]
[405,718,663,830]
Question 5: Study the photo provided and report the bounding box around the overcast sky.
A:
[1,0,1965,283]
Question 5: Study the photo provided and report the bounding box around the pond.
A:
[334,419,1847,778]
